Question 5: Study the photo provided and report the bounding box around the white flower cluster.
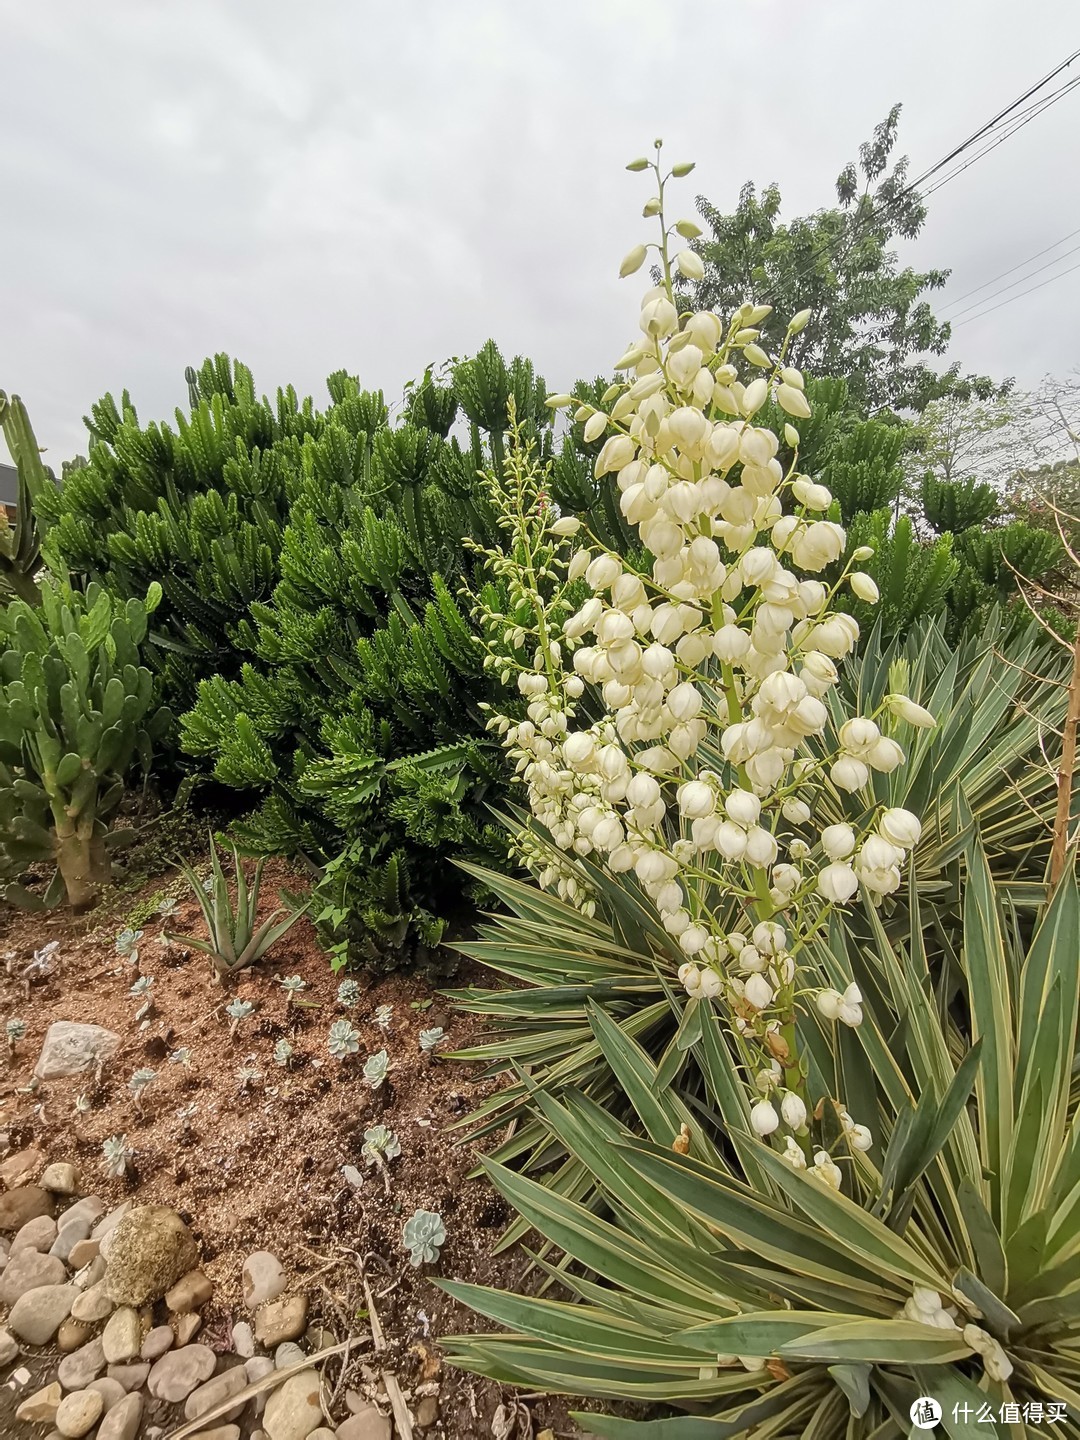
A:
[901,1287,1014,1382]
[471,145,937,1173]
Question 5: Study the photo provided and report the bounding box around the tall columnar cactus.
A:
[0,391,53,606]
[0,579,171,910]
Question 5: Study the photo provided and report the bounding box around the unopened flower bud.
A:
[750,1100,779,1136]
[619,244,648,277]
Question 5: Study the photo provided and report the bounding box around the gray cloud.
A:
[2,0,1078,462]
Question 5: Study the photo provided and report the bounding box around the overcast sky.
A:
[3,2,1079,464]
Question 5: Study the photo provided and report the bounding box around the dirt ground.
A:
[0,849,609,1439]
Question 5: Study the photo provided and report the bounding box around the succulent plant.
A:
[362,1125,401,1165]
[372,1003,393,1030]
[5,1017,26,1055]
[128,1068,156,1110]
[23,941,60,983]
[74,1093,91,1114]
[128,975,154,998]
[336,978,362,1008]
[419,1026,446,1053]
[169,1047,192,1067]
[236,1063,263,1091]
[403,1208,445,1267]
[115,928,143,962]
[156,896,180,920]
[102,1133,133,1177]
[363,1048,390,1088]
[226,998,256,1036]
[279,974,307,999]
[165,833,309,981]
[273,1037,294,1068]
[328,1019,360,1060]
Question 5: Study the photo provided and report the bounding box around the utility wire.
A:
[953,256,1080,327]
[944,240,1080,321]
[939,225,1080,312]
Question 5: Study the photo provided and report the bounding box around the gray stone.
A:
[86,1376,127,1411]
[309,1431,337,1440]
[244,1356,275,1415]
[104,1205,199,1306]
[39,1162,81,1195]
[334,1408,391,1440]
[90,1201,131,1242]
[141,1324,174,1360]
[165,1267,214,1313]
[188,1429,241,1440]
[96,1392,143,1440]
[184,1365,248,1423]
[55,1387,105,1438]
[415,1396,439,1428]
[263,1369,323,1440]
[72,1255,106,1292]
[231,1320,255,1358]
[106,1361,150,1391]
[71,1279,113,1322]
[0,1326,21,1366]
[62,1197,106,1234]
[274,1341,306,1370]
[102,1306,142,1363]
[147,1343,217,1403]
[242,1250,287,1309]
[58,1336,106,1391]
[34,1021,121,1080]
[0,1147,44,1188]
[7,1282,77,1343]
[0,1184,53,1232]
[51,1215,93,1262]
[11,1214,58,1254]
[256,1294,308,1347]
[174,1311,202,1344]
[56,1316,96,1353]
[67,1238,99,1270]
[0,1245,66,1303]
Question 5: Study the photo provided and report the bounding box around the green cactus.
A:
[0,578,171,910]
[0,391,54,606]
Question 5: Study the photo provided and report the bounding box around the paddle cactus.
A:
[0,577,171,910]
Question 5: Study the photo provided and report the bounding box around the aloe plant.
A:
[165,833,308,980]
[444,833,1080,1433]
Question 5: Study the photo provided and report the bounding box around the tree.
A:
[675,105,1002,414]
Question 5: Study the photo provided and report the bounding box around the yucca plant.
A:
[443,832,1080,1436]
[164,832,308,980]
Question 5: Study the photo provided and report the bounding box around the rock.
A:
[184,1365,248,1423]
[51,1215,93,1263]
[106,1361,150,1391]
[242,1251,287,1309]
[0,1326,20,1366]
[0,1147,44,1188]
[71,1280,114,1322]
[174,1311,202,1344]
[102,1306,142,1363]
[15,1380,62,1423]
[147,1343,217,1403]
[0,1235,8,1268]
[141,1324,174,1360]
[0,1184,53,1231]
[245,1355,275,1416]
[0,1244,66,1302]
[274,1341,306,1371]
[188,1429,241,1440]
[63,1196,107,1234]
[73,1255,106,1292]
[305,1327,336,1352]
[86,1376,127,1411]
[11,1214,58,1254]
[96,1392,143,1440]
[35,1022,121,1080]
[335,1408,391,1440]
[166,1267,214,1313]
[309,1431,337,1440]
[58,1336,107,1390]
[40,1162,81,1195]
[55,1387,105,1438]
[231,1321,255,1358]
[103,1205,199,1307]
[415,1397,439,1428]
[67,1238,99,1269]
[91,1202,131,1242]
[56,1316,96,1353]
[7,1282,77,1343]
[263,1368,323,1440]
[11,1363,32,1387]
[256,1294,308,1347]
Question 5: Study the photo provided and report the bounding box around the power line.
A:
[939,224,1080,312]
[944,240,1080,321]
[953,256,1080,326]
